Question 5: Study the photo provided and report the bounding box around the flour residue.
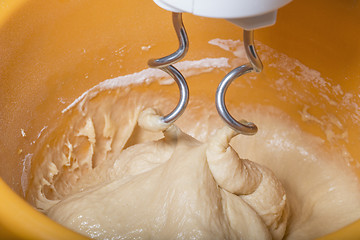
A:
[21,153,33,195]
[62,57,230,113]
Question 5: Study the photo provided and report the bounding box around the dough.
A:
[26,89,360,240]
[43,108,289,239]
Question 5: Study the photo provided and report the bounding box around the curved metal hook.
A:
[148,12,189,124]
[148,13,189,68]
[215,30,263,135]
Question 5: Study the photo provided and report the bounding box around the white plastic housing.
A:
[154,0,292,29]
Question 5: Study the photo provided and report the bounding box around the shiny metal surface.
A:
[215,30,263,135]
[148,12,189,124]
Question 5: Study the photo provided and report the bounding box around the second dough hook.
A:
[215,30,263,135]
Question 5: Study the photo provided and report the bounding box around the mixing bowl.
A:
[0,0,359,239]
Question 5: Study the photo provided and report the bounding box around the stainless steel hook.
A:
[148,12,189,124]
[148,15,262,134]
[215,30,263,135]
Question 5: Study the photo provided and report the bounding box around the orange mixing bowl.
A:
[0,0,359,239]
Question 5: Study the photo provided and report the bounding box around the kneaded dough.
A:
[44,108,289,240]
[26,89,360,240]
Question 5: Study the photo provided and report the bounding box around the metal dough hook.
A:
[215,30,263,135]
[148,12,189,124]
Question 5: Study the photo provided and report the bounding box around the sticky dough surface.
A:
[46,111,288,240]
[26,89,360,240]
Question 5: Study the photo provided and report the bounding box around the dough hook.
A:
[215,30,263,135]
[148,12,189,124]
[149,13,262,135]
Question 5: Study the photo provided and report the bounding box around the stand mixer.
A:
[149,0,291,134]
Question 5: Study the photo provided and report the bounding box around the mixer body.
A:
[153,0,292,29]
